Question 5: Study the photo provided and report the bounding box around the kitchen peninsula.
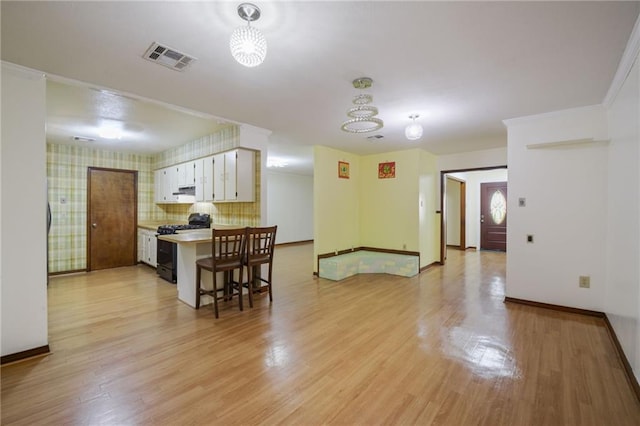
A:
[158,225,241,308]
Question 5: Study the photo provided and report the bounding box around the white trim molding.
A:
[603,14,640,107]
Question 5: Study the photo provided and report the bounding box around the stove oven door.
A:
[156,238,177,283]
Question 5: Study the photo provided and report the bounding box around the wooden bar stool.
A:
[244,226,277,308]
[195,227,247,318]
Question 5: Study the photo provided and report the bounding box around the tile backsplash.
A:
[48,125,261,273]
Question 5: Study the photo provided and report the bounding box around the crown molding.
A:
[1,61,45,80]
[603,14,640,107]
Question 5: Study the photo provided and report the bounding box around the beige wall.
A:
[2,63,48,356]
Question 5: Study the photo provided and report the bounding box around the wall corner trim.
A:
[603,14,640,107]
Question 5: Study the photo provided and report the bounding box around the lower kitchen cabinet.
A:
[138,229,157,267]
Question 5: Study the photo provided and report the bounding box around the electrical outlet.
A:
[403,244,407,250]
[579,276,590,288]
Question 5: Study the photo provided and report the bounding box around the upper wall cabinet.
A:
[195,155,215,202]
[177,160,197,188]
[154,149,255,204]
[212,149,255,202]
[154,168,172,203]
[154,163,195,204]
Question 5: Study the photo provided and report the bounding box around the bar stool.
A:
[195,227,247,318]
[244,226,277,308]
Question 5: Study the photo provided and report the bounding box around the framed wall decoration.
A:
[378,161,396,179]
[338,161,350,179]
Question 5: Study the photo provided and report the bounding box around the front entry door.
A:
[87,167,138,270]
[480,181,507,251]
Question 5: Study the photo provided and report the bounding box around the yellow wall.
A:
[313,146,361,266]
[359,150,420,251]
[313,146,439,272]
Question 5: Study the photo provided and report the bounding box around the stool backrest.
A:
[212,227,247,264]
[247,226,277,263]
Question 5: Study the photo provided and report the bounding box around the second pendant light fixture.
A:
[405,114,423,140]
[230,3,267,68]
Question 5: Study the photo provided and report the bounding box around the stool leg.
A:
[195,265,201,309]
[247,264,254,308]
[238,267,244,312]
[267,263,273,302]
[213,268,219,319]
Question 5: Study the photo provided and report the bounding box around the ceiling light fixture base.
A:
[352,77,373,89]
[237,3,261,21]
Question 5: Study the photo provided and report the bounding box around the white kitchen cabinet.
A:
[212,152,226,202]
[212,148,255,202]
[155,150,253,204]
[138,228,157,267]
[154,168,168,203]
[154,167,176,203]
[195,155,214,202]
[154,165,194,204]
[137,229,145,262]
[177,160,196,188]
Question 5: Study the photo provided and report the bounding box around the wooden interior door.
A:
[87,167,137,270]
[480,181,507,251]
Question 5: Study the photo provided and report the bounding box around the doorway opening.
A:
[439,165,507,264]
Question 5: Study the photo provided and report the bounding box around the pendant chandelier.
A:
[230,3,267,68]
[405,114,423,140]
[341,77,384,133]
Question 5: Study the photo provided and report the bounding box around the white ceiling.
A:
[2,1,638,176]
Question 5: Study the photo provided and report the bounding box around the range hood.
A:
[174,185,195,196]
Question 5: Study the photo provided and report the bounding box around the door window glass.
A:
[490,190,506,225]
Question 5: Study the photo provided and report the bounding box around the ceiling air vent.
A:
[367,134,384,140]
[143,42,196,71]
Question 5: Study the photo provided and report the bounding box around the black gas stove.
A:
[156,223,209,235]
[156,213,211,235]
[156,213,211,283]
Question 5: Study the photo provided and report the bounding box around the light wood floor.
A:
[2,244,639,425]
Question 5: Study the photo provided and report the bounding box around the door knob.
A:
[92,223,98,228]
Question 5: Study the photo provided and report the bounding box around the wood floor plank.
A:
[1,244,639,425]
